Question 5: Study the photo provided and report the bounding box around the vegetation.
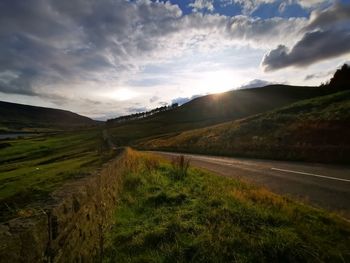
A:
[107,85,331,147]
[0,129,114,221]
[104,151,350,262]
[323,63,350,90]
[138,90,350,163]
[0,100,99,131]
[107,103,178,124]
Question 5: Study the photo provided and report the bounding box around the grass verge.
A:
[104,151,350,262]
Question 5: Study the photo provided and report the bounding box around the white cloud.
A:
[222,0,275,14]
[297,0,330,8]
[189,0,215,12]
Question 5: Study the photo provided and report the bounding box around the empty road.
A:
[149,151,350,217]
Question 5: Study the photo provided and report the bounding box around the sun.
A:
[196,70,242,95]
[110,88,138,101]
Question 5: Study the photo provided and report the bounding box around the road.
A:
[148,151,350,216]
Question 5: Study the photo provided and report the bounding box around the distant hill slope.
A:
[0,101,99,131]
[138,90,350,164]
[150,85,329,124]
[107,85,331,145]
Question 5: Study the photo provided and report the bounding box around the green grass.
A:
[104,152,350,262]
[138,90,350,163]
[0,129,114,221]
[107,85,330,147]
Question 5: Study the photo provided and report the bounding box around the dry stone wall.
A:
[0,148,129,263]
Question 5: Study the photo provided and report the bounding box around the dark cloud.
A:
[304,70,334,81]
[262,29,350,71]
[238,79,275,89]
[0,77,36,96]
[0,0,183,98]
[305,3,350,31]
[262,3,350,71]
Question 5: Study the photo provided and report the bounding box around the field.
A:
[139,90,350,163]
[104,151,350,262]
[0,129,114,221]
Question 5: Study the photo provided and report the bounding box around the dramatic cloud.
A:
[305,3,350,31]
[0,0,307,97]
[0,0,184,97]
[262,30,350,71]
[262,3,350,71]
[0,0,347,118]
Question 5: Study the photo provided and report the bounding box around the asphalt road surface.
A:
[148,151,350,217]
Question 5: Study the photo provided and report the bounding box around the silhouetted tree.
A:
[327,64,350,90]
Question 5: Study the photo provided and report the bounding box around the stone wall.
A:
[0,148,129,263]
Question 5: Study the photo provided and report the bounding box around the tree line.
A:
[107,103,179,124]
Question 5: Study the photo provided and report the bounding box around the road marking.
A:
[271,167,350,182]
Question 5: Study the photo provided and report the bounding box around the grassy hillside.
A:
[104,151,350,262]
[0,101,99,131]
[0,129,115,221]
[107,85,331,146]
[138,90,350,163]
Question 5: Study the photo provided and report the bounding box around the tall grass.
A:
[104,151,350,262]
[171,155,190,180]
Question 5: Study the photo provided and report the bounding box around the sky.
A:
[0,0,350,120]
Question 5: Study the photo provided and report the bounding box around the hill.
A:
[138,90,350,164]
[0,101,99,131]
[107,85,331,145]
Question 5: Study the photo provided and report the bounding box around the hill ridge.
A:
[0,100,99,131]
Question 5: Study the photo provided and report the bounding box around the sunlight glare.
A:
[196,70,241,95]
[110,88,138,101]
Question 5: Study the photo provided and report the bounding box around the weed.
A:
[171,155,190,180]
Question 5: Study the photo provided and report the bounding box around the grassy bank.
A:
[0,129,114,221]
[138,90,350,164]
[107,85,330,147]
[104,151,350,262]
